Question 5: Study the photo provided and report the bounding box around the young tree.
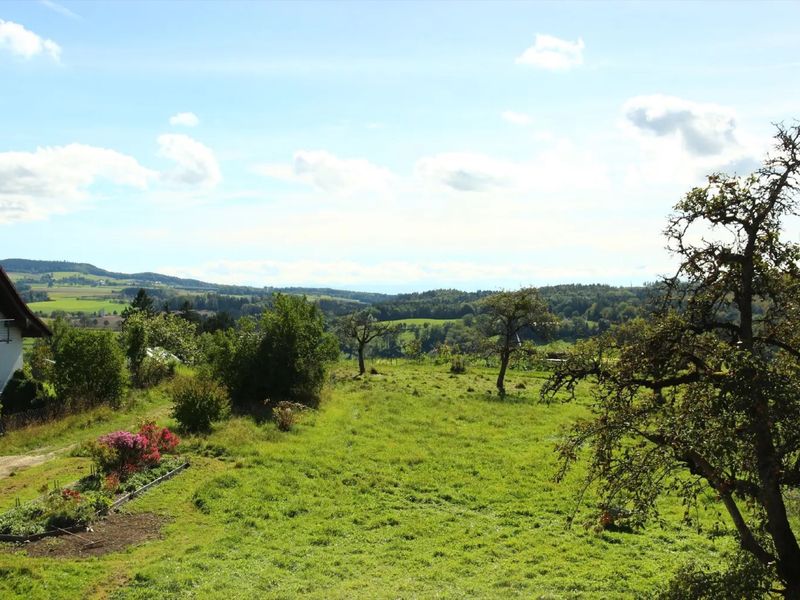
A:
[480,287,555,396]
[542,123,800,596]
[122,288,156,323]
[337,310,399,375]
[51,321,127,408]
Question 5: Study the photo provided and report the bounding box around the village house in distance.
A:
[0,267,51,393]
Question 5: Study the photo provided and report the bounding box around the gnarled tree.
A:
[480,287,555,396]
[542,123,800,597]
[337,310,399,375]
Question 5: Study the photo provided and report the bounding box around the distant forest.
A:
[5,258,656,346]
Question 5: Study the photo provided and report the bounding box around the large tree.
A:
[480,287,555,396]
[337,310,399,375]
[542,123,800,596]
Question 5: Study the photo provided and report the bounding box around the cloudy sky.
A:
[2,1,799,291]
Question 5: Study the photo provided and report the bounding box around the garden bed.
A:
[0,458,188,543]
[0,421,184,543]
[24,512,170,558]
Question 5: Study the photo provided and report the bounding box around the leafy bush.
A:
[171,375,230,432]
[51,320,127,408]
[123,311,199,366]
[134,355,177,388]
[123,311,196,387]
[0,367,56,415]
[207,294,339,408]
[652,553,773,600]
[449,355,467,374]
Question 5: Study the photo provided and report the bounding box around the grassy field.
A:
[28,298,128,315]
[0,361,734,598]
[384,317,461,326]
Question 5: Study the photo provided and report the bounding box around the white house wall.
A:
[0,311,23,393]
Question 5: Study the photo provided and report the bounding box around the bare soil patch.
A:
[21,512,169,558]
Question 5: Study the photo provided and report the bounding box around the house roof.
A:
[0,267,52,338]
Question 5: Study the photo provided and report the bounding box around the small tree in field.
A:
[337,310,399,375]
[542,123,800,597]
[480,287,555,396]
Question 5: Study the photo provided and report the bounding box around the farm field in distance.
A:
[0,361,733,599]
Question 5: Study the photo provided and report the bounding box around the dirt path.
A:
[0,445,76,479]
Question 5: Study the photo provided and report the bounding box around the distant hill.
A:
[2,258,653,328]
[1,258,391,304]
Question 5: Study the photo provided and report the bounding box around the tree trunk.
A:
[739,245,800,594]
[357,343,366,375]
[497,350,509,396]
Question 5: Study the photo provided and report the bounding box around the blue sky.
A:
[1,1,799,291]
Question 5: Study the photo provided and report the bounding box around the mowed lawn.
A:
[0,362,732,599]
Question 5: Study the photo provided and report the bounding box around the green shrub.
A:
[51,320,128,408]
[207,294,339,408]
[652,553,773,600]
[171,375,231,432]
[449,355,467,374]
[0,367,55,415]
[123,311,199,367]
[135,355,177,388]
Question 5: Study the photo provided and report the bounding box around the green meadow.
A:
[383,318,461,326]
[28,298,127,315]
[0,361,733,599]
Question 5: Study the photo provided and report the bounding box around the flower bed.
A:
[0,422,183,540]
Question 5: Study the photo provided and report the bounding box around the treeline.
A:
[372,289,494,320]
[13,283,49,303]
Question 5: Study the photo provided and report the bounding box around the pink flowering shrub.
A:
[90,422,180,480]
[138,420,180,466]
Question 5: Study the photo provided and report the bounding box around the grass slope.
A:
[0,362,732,598]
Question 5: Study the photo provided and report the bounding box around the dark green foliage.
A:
[207,294,339,408]
[0,368,55,415]
[51,320,127,408]
[252,294,339,405]
[652,553,773,600]
[171,375,230,433]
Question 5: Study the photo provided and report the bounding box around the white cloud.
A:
[0,19,61,60]
[501,110,533,126]
[0,144,154,223]
[620,95,764,188]
[169,112,200,127]
[516,34,584,71]
[415,152,516,192]
[623,95,739,156]
[255,150,394,196]
[157,134,221,187]
[415,143,609,194]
